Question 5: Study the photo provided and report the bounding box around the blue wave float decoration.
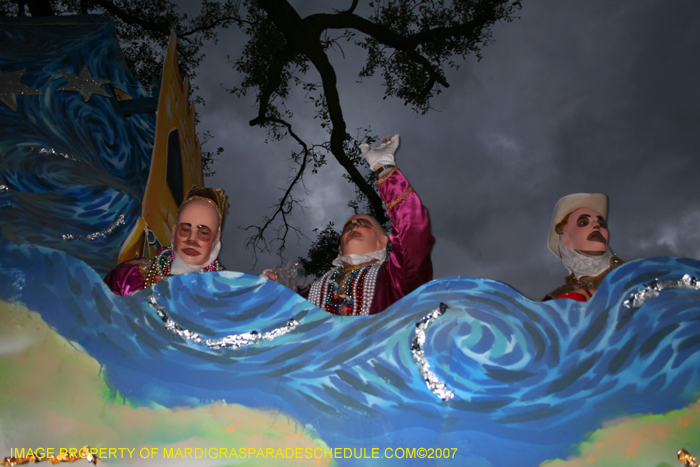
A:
[2,237,700,466]
[0,15,153,275]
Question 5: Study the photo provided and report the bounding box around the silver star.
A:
[57,65,111,102]
[0,69,42,111]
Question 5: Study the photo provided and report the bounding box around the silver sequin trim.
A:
[29,146,82,162]
[411,303,454,401]
[62,213,125,242]
[623,274,700,309]
[148,295,298,349]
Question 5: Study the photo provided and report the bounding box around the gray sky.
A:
[188,0,700,300]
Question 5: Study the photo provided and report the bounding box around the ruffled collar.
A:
[559,237,613,279]
[332,248,387,267]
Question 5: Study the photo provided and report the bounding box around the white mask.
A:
[171,240,221,275]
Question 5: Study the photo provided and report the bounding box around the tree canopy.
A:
[1,0,521,264]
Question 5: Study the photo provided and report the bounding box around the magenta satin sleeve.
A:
[370,169,434,314]
[104,261,146,296]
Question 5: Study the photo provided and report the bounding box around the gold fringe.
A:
[386,187,413,211]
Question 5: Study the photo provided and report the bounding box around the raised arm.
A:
[362,135,434,302]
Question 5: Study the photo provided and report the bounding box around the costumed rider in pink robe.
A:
[267,134,434,315]
[544,193,622,301]
[105,187,228,296]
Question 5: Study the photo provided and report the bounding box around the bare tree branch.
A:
[305,11,450,89]
[342,0,359,15]
[232,0,519,257]
[89,0,172,34]
[255,0,387,224]
[243,117,312,257]
[179,16,246,37]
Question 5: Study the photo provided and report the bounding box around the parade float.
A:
[1,15,700,467]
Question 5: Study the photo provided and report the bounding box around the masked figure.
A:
[105,187,228,295]
[267,134,434,315]
[544,193,623,301]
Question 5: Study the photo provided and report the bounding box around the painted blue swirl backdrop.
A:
[0,15,153,275]
[2,237,700,467]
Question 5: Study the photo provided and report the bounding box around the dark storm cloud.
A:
[189,0,700,298]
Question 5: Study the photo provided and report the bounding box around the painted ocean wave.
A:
[2,238,699,466]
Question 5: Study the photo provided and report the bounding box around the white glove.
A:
[360,134,400,169]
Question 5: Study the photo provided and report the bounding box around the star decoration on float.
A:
[0,69,42,111]
[57,65,111,102]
